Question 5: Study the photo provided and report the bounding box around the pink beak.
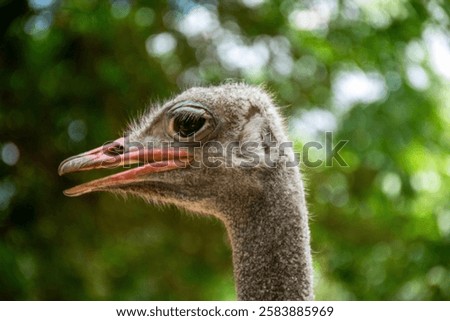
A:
[58,137,191,197]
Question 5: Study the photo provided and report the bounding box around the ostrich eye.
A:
[166,104,216,141]
[173,112,206,137]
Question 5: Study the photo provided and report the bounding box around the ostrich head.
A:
[59,83,312,300]
[59,83,295,222]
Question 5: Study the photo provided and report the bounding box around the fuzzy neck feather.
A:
[222,166,313,300]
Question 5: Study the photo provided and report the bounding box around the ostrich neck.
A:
[224,168,313,301]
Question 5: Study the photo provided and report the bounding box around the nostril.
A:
[105,144,124,156]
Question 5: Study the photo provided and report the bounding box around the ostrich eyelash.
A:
[173,110,205,123]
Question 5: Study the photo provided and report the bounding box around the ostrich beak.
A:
[58,137,192,197]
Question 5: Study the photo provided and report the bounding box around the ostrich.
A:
[58,83,314,300]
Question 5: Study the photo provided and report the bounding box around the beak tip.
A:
[58,163,67,176]
[58,159,78,176]
[63,188,80,197]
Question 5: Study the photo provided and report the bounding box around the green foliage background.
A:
[0,0,449,300]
